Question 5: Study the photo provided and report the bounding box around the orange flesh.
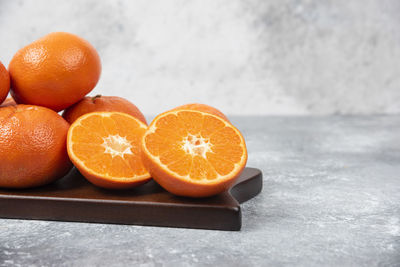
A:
[69,112,148,179]
[144,111,246,181]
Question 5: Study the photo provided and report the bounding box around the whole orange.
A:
[0,61,10,105]
[8,32,101,112]
[0,105,72,188]
[62,95,147,124]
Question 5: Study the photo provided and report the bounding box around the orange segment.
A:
[102,116,119,136]
[70,125,103,144]
[190,155,218,180]
[206,152,235,176]
[167,154,193,176]
[79,114,107,137]
[142,109,247,198]
[67,111,151,189]
[159,145,186,166]
[209,144,244,163]
[201,115,226,138]
[154,113,187,136]
[177,111,203,135]
[71,143,105,161]
[84,153,113,175]
[210,127,242,145]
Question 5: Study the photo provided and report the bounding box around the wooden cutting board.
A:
[0,167,262,231]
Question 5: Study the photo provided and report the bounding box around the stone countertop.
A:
[1,116,399,266]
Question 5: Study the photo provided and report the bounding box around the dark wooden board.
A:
[0,167,262,231]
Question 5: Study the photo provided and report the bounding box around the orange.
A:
[0,98,16,107]
[141,109,247,197]
[67,112,151,189]
[62,95,146,125]
[172,103,229,121]
[0,61,10,105]
[9,32,101,112]
[0,105,72,188]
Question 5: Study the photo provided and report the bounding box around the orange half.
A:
[67,112,151,189]
[141,110,247,197]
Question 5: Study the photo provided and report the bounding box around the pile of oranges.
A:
[0,32,247,198]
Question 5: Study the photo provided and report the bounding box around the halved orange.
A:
[141,109,247,197]
[67,112,151,189]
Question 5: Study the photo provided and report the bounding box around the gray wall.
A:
[0,0,399,115]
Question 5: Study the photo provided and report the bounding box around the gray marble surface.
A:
[1,116,400,266]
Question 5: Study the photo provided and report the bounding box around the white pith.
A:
[181,134,212,158]
[101,134,133,158]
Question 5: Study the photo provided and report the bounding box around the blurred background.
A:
[0,0,399,116]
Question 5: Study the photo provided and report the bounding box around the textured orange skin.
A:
[0,105,72,188]
[0,98,16,107]
[172,103,229,122]
[9,32,101,112]
[141,151,245,197]
[0,61,10,105]
[62,95,147,125]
